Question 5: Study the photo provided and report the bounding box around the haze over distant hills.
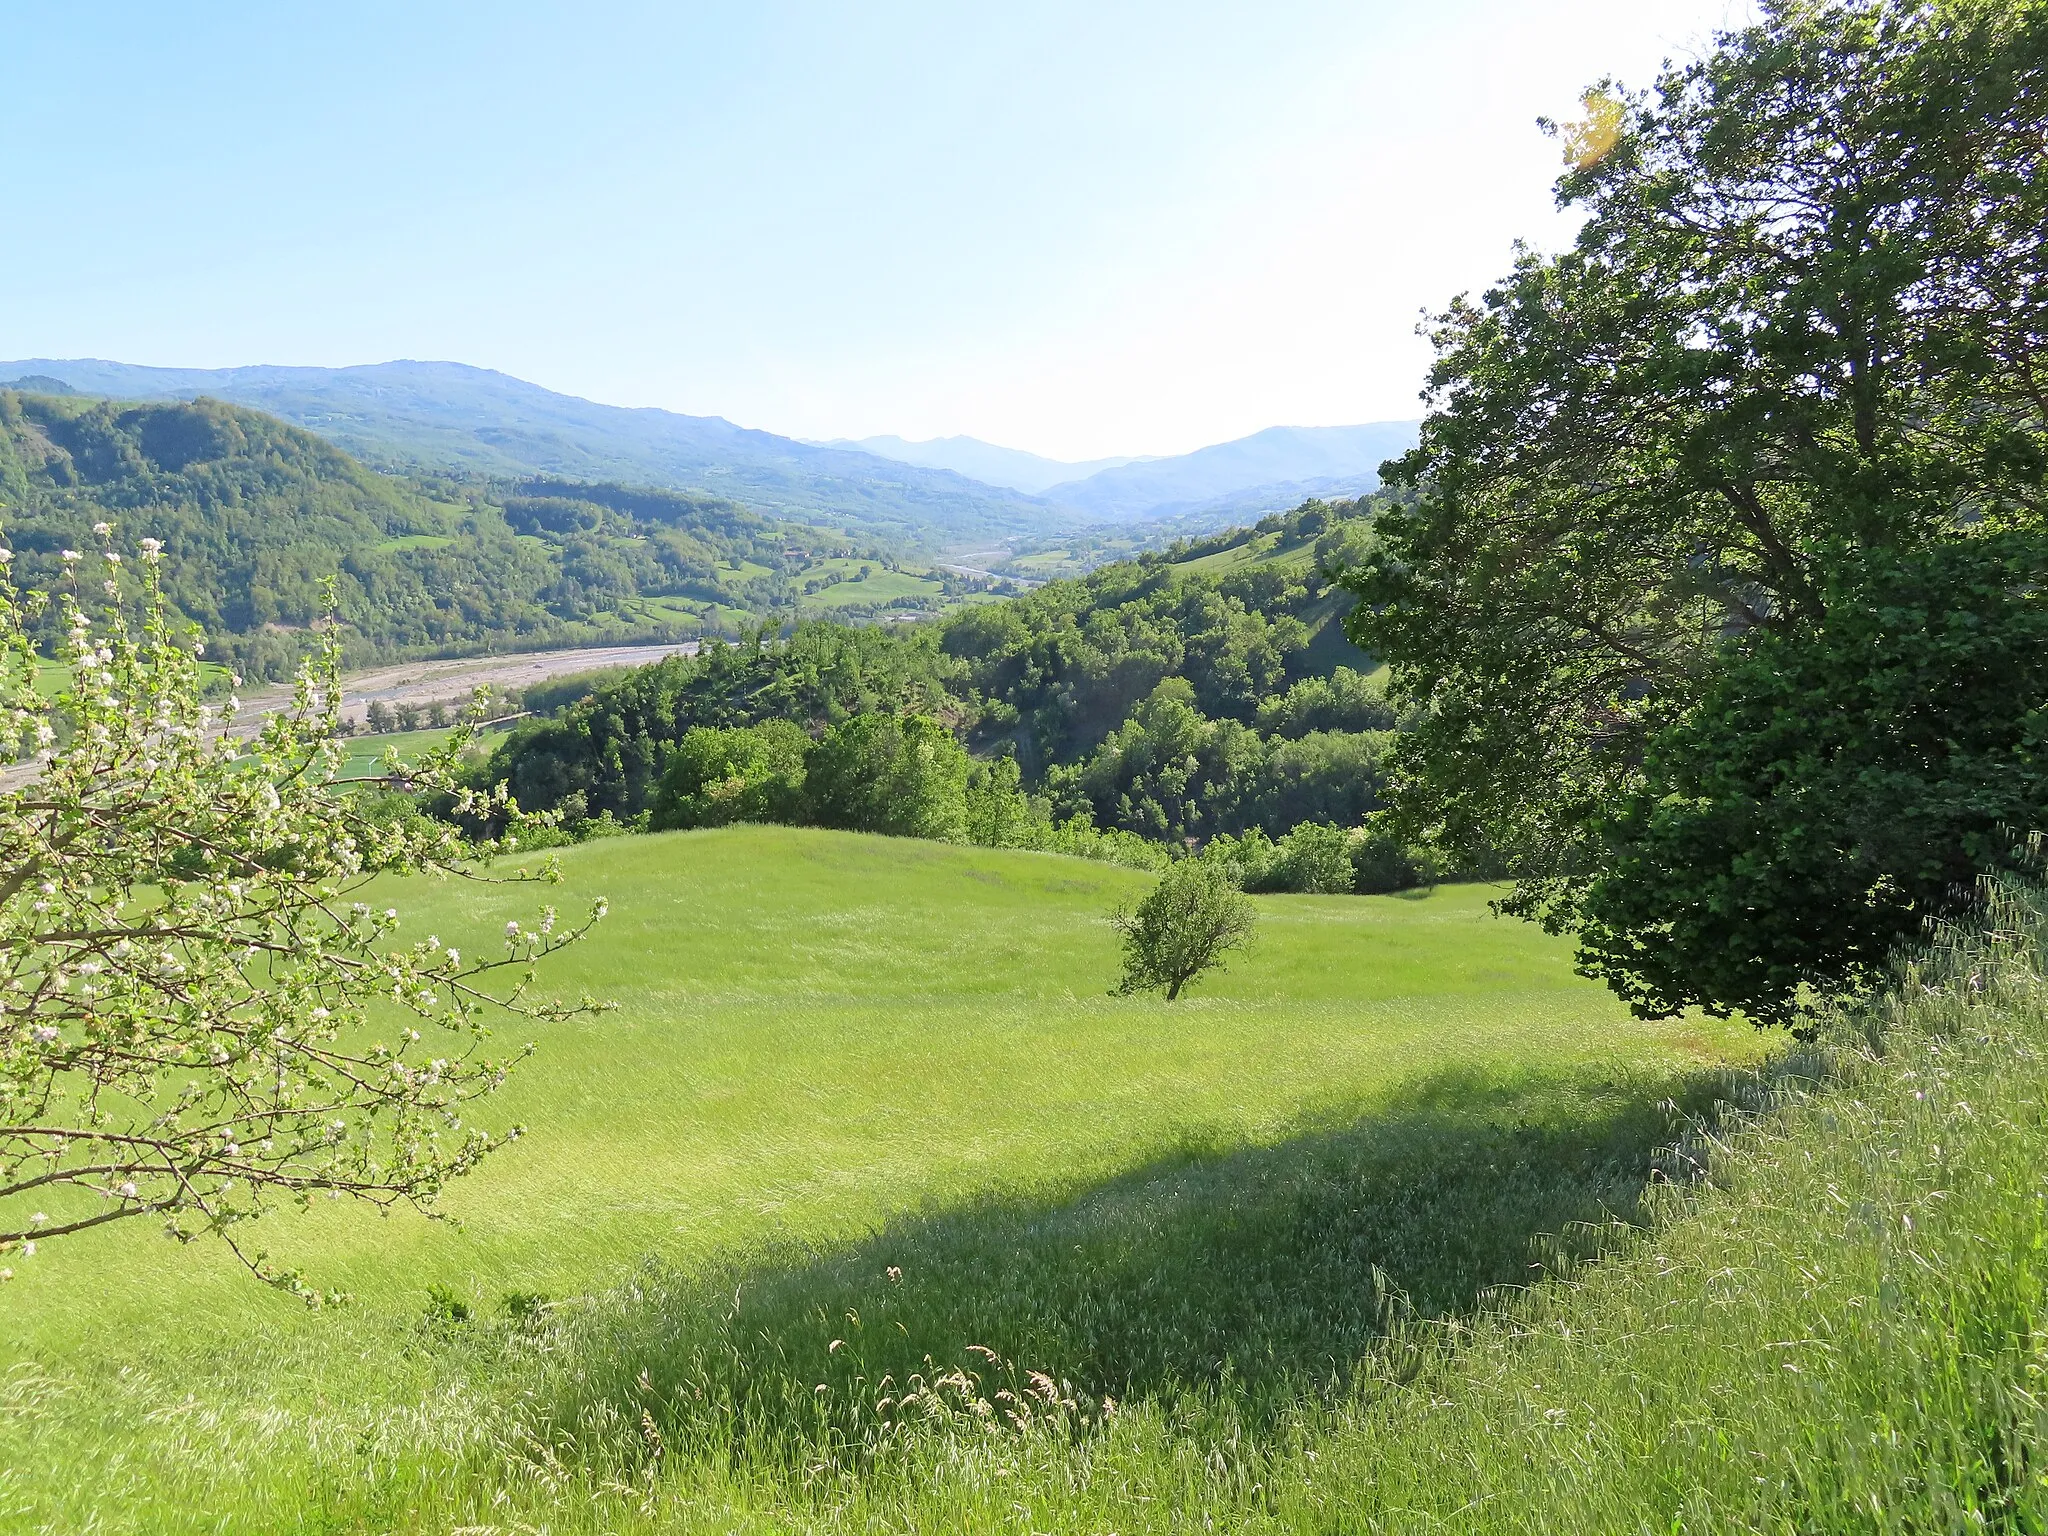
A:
[1039,424,1419,521]
[0,359,1418,540]
[840,424,1419,516]
[828,434,1146,496]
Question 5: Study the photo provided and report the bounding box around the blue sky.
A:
[3,1,1751,459]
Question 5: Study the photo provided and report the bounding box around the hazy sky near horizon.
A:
[4,2,1753,460]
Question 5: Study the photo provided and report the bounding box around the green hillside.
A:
[0,826,1755,1531]
[0,389,975,679]
[0,360,1063,544]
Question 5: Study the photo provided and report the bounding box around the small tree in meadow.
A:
[0,526,605,1300]
[1111,861,1256,1001]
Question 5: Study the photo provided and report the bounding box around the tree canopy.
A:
[1347,0,2048,1021]
[1111,861,1257,1002]
[479,508,1395,852]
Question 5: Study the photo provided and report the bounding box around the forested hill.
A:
[0,388,886,678]
[0,360,1061,545]
[480,495,1396,846]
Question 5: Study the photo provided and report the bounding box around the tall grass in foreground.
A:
[13,861,2047,1531]
[404,877,2048,1532]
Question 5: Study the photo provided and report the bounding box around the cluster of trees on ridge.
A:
[0,388,921,680]
[460,495,1438,888]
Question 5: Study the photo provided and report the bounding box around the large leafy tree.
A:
[0,528,604,1298]
[1348,0,2048,1021]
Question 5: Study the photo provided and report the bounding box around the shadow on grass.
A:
[486,1059,1750,1470]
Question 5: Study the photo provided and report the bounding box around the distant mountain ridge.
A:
[1040,423,1418,522]
[829,434,1146,495]
[844,422,1418,521]
[0,359,1419,538]
[0,359,1059,546]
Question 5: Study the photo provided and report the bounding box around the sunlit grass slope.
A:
[8,827,1737,1340]
[0,827,1756,1531]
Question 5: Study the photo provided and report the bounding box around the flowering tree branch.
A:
[0,524,608,1302]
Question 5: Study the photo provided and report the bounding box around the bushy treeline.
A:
[485,622,961,826]
[0,390,892,678]
[1044,677,1391,843]
[1204,815,1451,895]
[469,503,1426,876]
[941,526,1370,772]
[647,715,1165,869]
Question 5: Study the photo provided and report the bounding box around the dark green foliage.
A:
[1263,822,1356,895]
[804,714,969,840]
[0,389,558,671]
[1111,860,1257,1000]
[1050,680,1264,844]
[423,1284,472,1328]
[1200,818,1443,895]
[485,624,960,824]
[956,755,1169,868]
[1047,681,1389,844]
[514,669,638,720]
[1346,0,2048,1017]
[1349,812,1451,895]
[1243,729,1390,833]
[1577,533,2048,1024]
[942,556,1333,771]
[649,721,811,831]
[1254,665,1396,737]
[483,527,1395,849]
[635,719,1163,869]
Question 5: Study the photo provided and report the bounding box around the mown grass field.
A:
[0,827,1767,1530]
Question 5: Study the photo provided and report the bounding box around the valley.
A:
[7,5,2047,1529]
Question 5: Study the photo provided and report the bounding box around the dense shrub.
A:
[649,721,809,831]
[1349,813,1450,894]
[1578,532,2048,1024]
[804,714,970,841]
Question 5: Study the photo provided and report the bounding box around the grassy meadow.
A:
[0,826,1762,1530]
